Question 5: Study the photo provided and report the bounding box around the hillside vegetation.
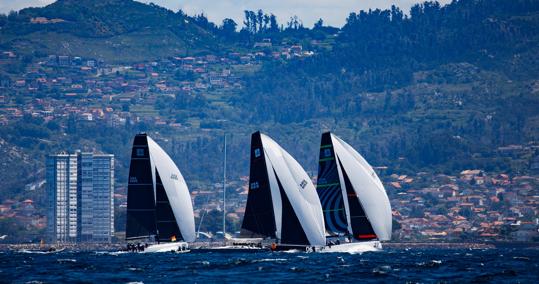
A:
[240,0,539,172]
[0,0,221,62]
[0,0,538,207]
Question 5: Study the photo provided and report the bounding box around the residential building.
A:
[46,151,114,243]
[46,152,78,243]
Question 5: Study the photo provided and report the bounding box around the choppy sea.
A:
[1,247,538,283]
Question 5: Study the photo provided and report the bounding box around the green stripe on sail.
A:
[317,182,340,188]
[319,157,335,162]
[323,208,345,212]
[320,144,333,149]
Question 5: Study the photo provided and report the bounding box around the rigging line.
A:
[196,191,212,237]
[223,133,227,236]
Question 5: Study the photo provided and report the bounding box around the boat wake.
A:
[319,242,382,254]
[95,251,128,256]
[17,248,66,254]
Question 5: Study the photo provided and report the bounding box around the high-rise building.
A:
[46,152,114,243]
[46,153,78,243]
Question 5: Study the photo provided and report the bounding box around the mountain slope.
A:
[0,0,220,62]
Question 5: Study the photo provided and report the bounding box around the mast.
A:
[223,134,227,237]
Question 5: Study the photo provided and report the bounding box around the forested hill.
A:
[241,0,539,171]
[245,0,539,109]
[335,0,539,78]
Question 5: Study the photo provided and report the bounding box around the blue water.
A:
[1,247,538,283]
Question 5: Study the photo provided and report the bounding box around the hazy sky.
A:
[0,0,452,27]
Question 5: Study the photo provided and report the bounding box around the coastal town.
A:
[0,39,315,128]
[387,169,539,242]
[1,38,538,244]
[2,166,538,243]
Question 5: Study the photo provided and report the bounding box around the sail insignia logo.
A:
[250,182,259,189]
[324,148,332,157]
[170,174,178,180]
[300,179,307,189]
[129,176,138,183]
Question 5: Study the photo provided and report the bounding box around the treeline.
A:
[242,10,279,34]
[191,9,336,44]
[334,0,539,74]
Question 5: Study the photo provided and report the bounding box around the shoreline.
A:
[1,241,538,252]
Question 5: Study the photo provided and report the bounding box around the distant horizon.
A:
[0,0,452,27]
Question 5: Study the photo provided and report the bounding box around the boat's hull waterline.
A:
[140,242,190,253]
[269,240,381,253]
[319,241,382,253]
[190,241,382,253]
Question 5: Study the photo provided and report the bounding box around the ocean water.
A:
[1,247,538,283]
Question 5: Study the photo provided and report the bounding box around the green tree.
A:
[221,18,237,36]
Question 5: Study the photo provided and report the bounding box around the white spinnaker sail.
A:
[334,135,384,190]
[147,137,196,242]
[265,154,283,239]
[331,134,392,241]
[261,134,326,246]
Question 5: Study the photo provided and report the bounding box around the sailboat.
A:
[125,133,196,253]
[238,131,326,251]
[316,132,392,253]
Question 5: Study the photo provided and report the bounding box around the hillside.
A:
[240,0,539,173]
[0,0,221,62]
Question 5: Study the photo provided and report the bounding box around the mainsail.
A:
[240,132,278,238]
[316,132,392,241]
[126,134,196,242]
[126,134,156,240]
[316,134,348,235]
[240,132,326,246]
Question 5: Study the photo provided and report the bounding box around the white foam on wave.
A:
[319,242,381,254]
[282,249,302,254]
[18,249,47,254]
[56,258,77,263]
[254,258,287,262]
[18,249,63,255]
[95,251,128,256]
